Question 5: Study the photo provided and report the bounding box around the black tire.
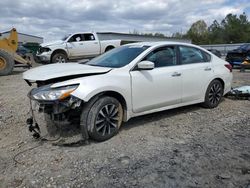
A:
[80,96,123,142]
[0,50,14,76]
[203,79,223,108]
[51,53,67,63]
[105,46,114,52]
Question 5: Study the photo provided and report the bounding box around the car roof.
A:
[125,41,215,57]
[126,41,200,48]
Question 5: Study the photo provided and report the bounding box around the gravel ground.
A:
[0,67,249,188]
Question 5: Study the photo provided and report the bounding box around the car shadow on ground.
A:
[121,103,204,131]
[41,103,206,146]
[51,102,212,141]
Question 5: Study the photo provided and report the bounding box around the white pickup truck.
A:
[36,32,121,63]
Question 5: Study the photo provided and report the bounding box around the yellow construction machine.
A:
[0,28,33,76]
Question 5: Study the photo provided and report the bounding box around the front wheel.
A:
[203,80,223,108]
[80,96,123,142]
[51,53,67,63]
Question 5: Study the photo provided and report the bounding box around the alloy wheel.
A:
[208,83,222,106]
[95,104,119,136]
[55,55,66,63]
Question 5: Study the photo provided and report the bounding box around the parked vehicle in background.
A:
[23,42,232,141]
[16,45,32,58]
[208,49,222,58]
[0,28,33,76]
[36,32,121,64]
[226,43,250,66]
[22,42,40,54]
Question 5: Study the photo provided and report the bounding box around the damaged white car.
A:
[23,42,233,141]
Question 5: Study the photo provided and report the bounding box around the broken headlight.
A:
[38,47,51,54]
[31,84,79,101]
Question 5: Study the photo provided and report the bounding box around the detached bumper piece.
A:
[226,86,250,100]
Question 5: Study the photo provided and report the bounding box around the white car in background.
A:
[36,32,121,64]
[23,42,233,141]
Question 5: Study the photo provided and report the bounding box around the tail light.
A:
[224,64,232,72]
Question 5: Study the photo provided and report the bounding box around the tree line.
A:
[131,13,250,45]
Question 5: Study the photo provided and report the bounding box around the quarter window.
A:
[143,46,177,67]
[179,46,209,64]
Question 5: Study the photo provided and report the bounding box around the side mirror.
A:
[137,61,154,70]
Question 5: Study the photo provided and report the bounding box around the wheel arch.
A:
[105,45,115,52]
[213,77,225,90]
[87,90,128,121]
[50,49,68,62]
[205,77,225,93]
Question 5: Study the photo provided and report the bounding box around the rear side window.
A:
[143,46,177,67]
[83,34,95,41]
[179,46,210,64]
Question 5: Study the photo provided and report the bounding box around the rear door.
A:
[179,45,213,102]
[130,46,182,113]
[80,33,100,56]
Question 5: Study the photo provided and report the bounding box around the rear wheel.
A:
[51,53,67,63]
[203,80,223,108]
[80,96,123,141]
[0,50,14,76]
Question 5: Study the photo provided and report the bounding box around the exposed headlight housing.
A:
[31,85,78,101]
[37,47,51,54]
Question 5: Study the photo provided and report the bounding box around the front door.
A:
[130,46,182,113]
[66,34,85,57]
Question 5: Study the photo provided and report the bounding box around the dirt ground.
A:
[0,66,249,188]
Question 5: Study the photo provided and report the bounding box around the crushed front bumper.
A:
[28,87,82,120]
[36,53,51,64]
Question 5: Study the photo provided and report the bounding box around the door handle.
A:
[204,67,212,71]
[172,72,181,77]
[94,42,98,44]
[79,43,83,45]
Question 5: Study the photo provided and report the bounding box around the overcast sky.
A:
[1,0,250,42]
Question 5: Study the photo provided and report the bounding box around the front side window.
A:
[179,46,209,64]
[68,34,83,42]
[143,46,177,67]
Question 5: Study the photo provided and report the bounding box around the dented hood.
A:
[23,63,112,82]
[40,40,64,47]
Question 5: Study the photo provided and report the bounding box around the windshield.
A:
[85,45,149,68]
[61,34,71,41]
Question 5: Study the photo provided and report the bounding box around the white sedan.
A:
[23,42,233,141]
